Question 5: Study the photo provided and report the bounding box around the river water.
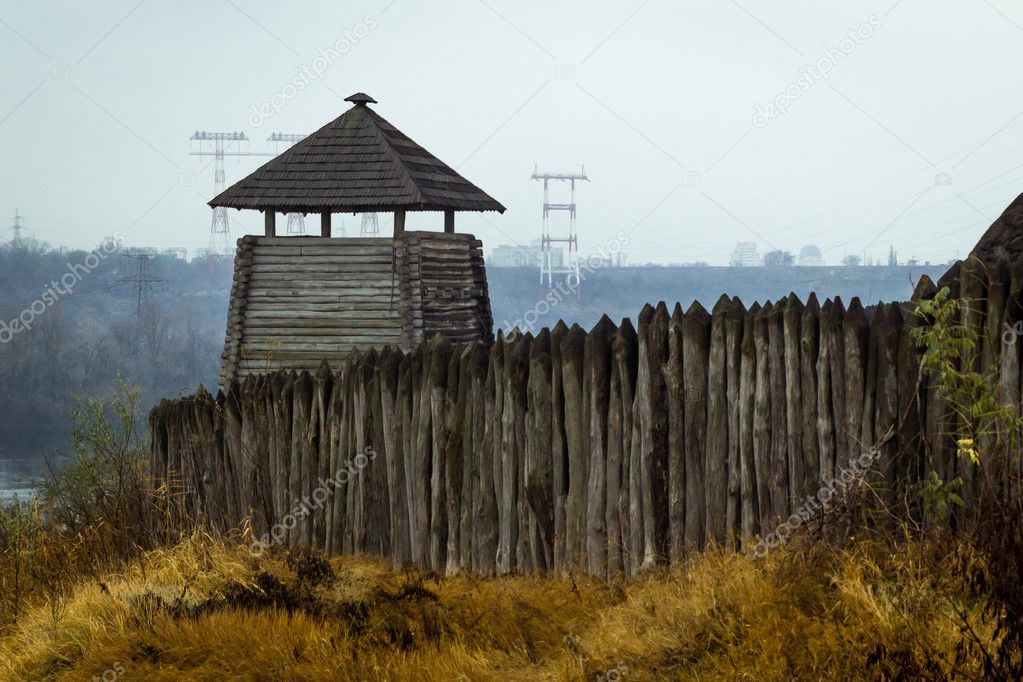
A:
[0,456,46,503]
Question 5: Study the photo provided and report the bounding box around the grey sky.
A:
[2,0,1021,265]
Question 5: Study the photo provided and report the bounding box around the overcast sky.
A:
[2,0,1022,265]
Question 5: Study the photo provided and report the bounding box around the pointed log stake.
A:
[476,337,500,576]
[426,335,452,572]
[875,304,902,512]
[444,346,468,574]
[561,324,587,572]
[608,318,636,576]
[816,301,835,485]
[782,293,804,512]
[683,301,710,551]
[800,294,821,501]
[664,304,685,562]
[738,303,759,546]
[585,315,615,576]
[549,321,569,574]
[647,303,670,560]
[767,299,788,521]
[627,306,653,574]
[827,298,848,473]
[378,347,407,567]
[510,334,532,574]
[843,298,869,462]
[705,295,730,546]
[753,303,772,529]
[724,297,745,549]
[463,343,489,573]
[525,331,554,572]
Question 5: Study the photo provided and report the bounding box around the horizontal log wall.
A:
[155,257,1021,577]
[220,232,493,388]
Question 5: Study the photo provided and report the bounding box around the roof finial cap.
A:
[345,92,378,106]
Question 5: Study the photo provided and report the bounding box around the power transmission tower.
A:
[10,209,23,244]
[190,132,268,257]
[360,212,380,236]
[116,252,166,323]
[532,165,587,297]
[268,133,309,235]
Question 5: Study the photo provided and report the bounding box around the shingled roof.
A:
[210,93,506,214]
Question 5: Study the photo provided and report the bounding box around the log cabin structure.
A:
[211,92,504,387]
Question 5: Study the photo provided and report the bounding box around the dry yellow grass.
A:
[0,535,987,680]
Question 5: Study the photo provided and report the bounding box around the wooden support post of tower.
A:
[394,210,406,236]
[320,212,331,237]
[444,210,455,234]
[264,210,276,237]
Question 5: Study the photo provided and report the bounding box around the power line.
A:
[189,131,270,257]
[114,252,165,323]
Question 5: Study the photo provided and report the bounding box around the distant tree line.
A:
[0,238,231,463]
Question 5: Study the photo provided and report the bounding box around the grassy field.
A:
[0,533,989,680]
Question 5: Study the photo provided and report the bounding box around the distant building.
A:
[491,239,563,268]
[588,252,628,268]
[123,246,159,257]
[798,244,824,266]
[763,250,795,267]
[730,241,759,267]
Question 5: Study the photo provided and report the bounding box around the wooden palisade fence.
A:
[149,255,1022,577]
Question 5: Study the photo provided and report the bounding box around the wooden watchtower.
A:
[211,92,505,386]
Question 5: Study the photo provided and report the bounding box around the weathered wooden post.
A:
[683,301,710,550]
[705,296,730,546]
[561,324,588,572]
[767,298,789,521]
[664,304,685,562]
[753,302,773,528]
[627,306,652,573]
[800,294,821,497]
[843,299,869,463]
[724,297,745,548]
[525,330,554,572]
[585,315,615,575]
[816,300,836,483]
[782,294,804,510]
[827,297,848,472]
[608,318,637,575]
[549,320,569,573]
[738,302,759,544]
